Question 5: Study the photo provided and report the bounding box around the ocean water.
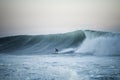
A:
[0,30,120,80]
[0,55,120,80]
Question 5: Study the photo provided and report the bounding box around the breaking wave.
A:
[0,30,120,56]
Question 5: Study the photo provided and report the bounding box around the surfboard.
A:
[52,52,59,54]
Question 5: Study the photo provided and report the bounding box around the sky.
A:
[0,0,120,37]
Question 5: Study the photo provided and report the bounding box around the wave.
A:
[0,30,85,54]
[0,30,120,56]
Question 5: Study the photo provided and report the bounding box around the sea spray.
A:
[75,31,120,56]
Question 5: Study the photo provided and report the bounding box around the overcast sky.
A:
[0,0,120,37]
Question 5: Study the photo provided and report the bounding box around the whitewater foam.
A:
[75,31,120,56]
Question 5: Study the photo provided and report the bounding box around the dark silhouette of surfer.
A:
[55,48,59,53]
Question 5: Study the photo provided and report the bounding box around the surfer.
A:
[55,48,59,54]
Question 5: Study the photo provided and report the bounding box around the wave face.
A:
[0,30,85,54]
[0,30,120,56]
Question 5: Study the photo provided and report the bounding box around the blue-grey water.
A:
[0,54,120,80]
[0,30,120,80]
